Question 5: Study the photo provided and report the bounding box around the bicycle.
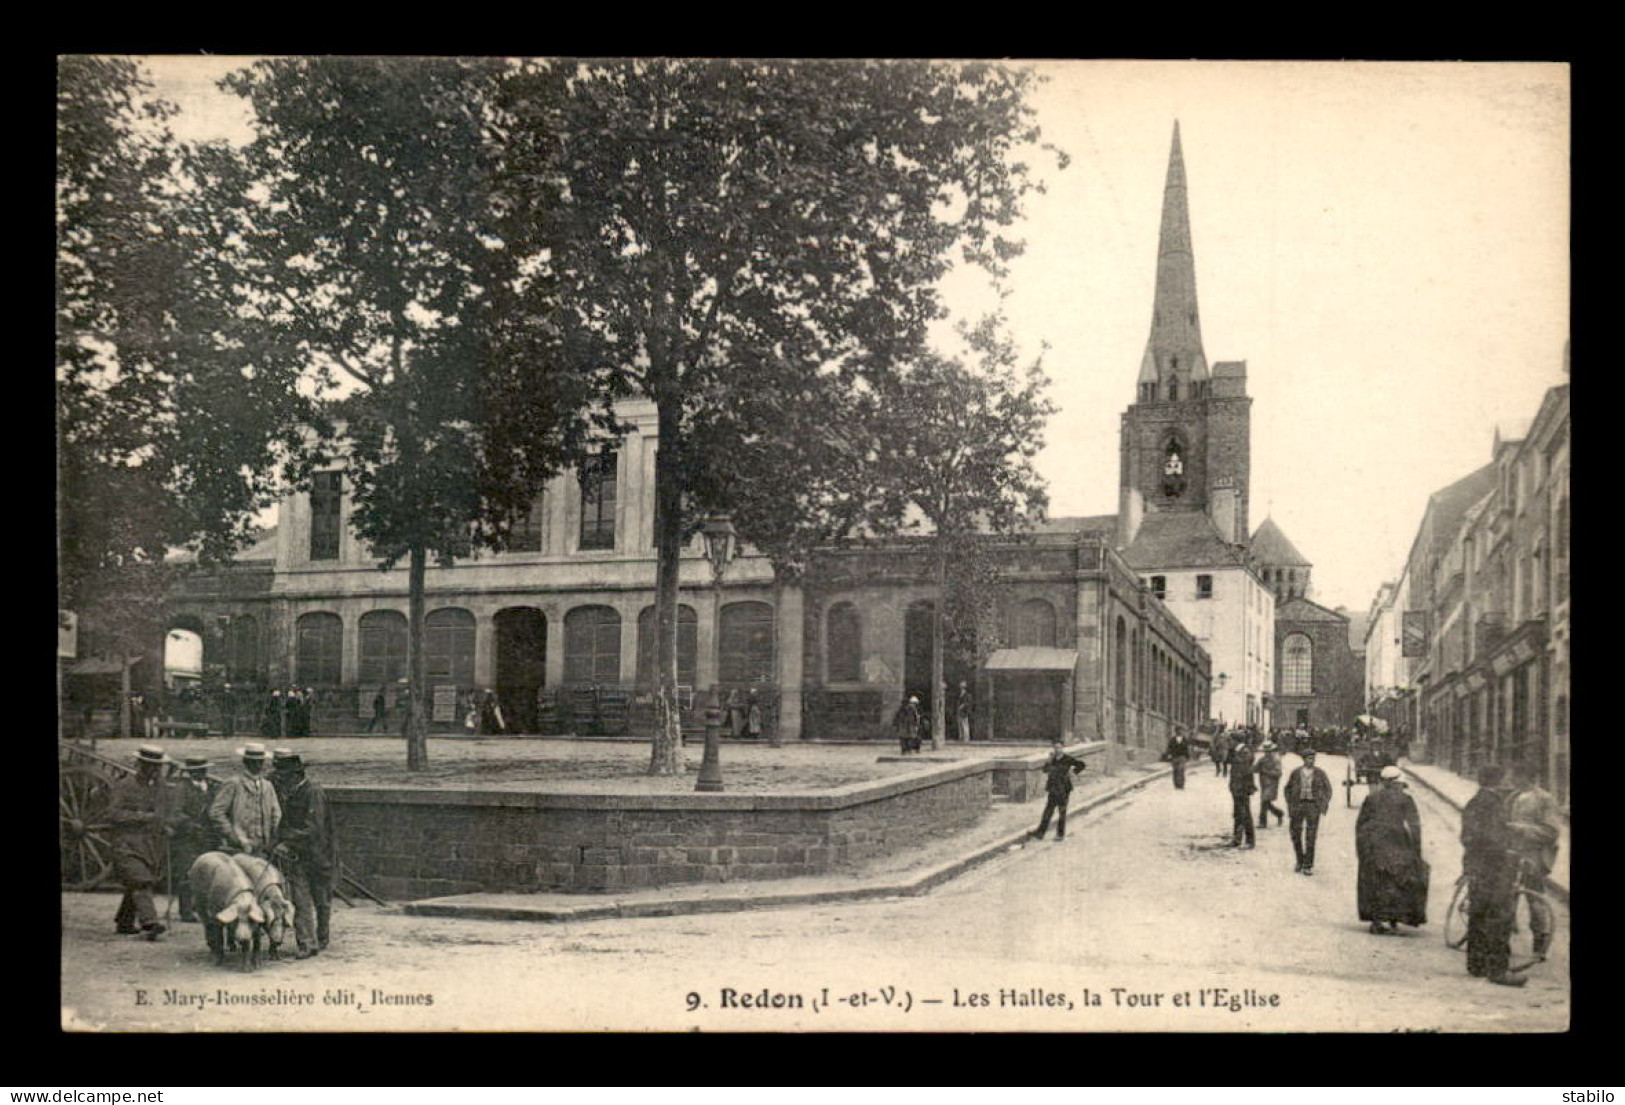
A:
[1444,853,1556,973]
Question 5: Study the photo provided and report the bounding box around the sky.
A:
[133,57,1570,619]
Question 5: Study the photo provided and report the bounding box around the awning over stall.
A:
[983,648,1078,673]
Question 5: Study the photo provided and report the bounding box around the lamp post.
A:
[696,513,737,793]
[1210,672,1228,728]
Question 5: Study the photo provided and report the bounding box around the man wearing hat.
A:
[170,756,221,922]
[108,745,182,939]
[1461,763,1523,985]
[1031,738,1087,841]
[1356,765,1429,934]
[1227,736,1256,848]
[1285,747,1333,874]
[1162,727,1191,790]
[208,742,282,858]
[894,695,924,755]
[272,750,336,958]
[1210,728,1232,777]
[1255,740,1284,828]
[1505,761,1560,961]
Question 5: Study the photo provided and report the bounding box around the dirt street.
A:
[60,755,1567,1032]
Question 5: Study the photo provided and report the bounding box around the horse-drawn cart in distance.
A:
[1342,715,1394,807]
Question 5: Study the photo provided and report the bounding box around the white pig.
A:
[187,851,263,968]
[227,852,295,961]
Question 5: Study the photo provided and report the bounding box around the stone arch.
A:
[425,607,476,687]
[636,604,697,688]
[826,602,862,684]
[294,612,343,686]
[358,609,408,687]
[1282,632,1313,696]
[720,600,775,686]
[564,605,621,685]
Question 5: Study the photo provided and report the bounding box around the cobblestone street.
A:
[60,754,1567,1032]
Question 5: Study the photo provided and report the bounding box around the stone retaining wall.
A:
[989,740,1112,802]
[331,761,993,901]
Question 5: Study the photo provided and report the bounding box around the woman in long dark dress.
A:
[1356,766,1429,934]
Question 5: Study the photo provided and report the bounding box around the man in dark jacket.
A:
[1163,728,1191,790]
[109,745,182,940]
[1461,763,1524,986]
[1228,738,1256,847]
[1255,740,1284,828]
[893,695,924,755]
[1356,766,1429,934]
[272,750,337,958]
[170,756,220,923]
[1031,740,1087,841]
[1211,730,1232,777]
[1285,748,1333,874]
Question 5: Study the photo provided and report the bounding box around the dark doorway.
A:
[904,600,935,716]
[997,673,1066,741]
[495,608,547,733]
[1295,708,1310,728]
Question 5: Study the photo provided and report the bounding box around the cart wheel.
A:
[1443,875,1471,950]
[60,766,115,890]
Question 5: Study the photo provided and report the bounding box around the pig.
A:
[187,851,262,969]
[227,853,295,963]
[186,851,296,970]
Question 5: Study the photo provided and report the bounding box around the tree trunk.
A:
[406,543,429,771]
[769,572,785,748]
[932,544,946,751]
[119,655,134,741]
[648,400,684,775]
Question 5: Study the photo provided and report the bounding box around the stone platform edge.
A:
[1400,765,1569,907]
[401,758,1169,924]
[327,740,1111,813]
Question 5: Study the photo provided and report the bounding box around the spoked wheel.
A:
[1443,875,1471,950]
[60,766,116,890]
[1507,887,1556,973]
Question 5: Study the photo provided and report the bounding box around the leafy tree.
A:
[57,56,311,736]
[200,57,608,769]
[877,315,1056,748]
[497,58,1059,773]
[687,364,908,743]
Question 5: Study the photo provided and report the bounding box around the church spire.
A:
[1138,121,1209,392]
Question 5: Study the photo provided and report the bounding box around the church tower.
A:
[1118,122,1252,547]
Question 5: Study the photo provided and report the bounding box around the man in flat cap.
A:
[1031,738,1087,841]
[170,756,221,922]
[272,750,336,958]
[109,745,182,939]
[1285,747,1333,874]
[209,742,281,858]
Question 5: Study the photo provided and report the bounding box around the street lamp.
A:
[696,512,738,793]
[1209,672,1228,728]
